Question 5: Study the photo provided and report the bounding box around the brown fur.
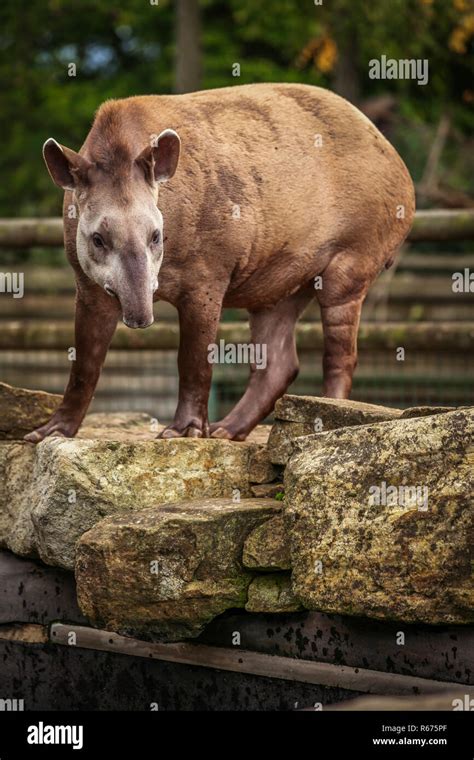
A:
[26,83,415,443]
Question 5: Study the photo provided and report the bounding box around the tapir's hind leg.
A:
[319,297,364,398]
[210,285,314,440]
[316,251,377,398]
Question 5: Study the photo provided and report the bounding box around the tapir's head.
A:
[42,130,180,328]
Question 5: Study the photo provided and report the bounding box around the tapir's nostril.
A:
[123,316,154,329]
[104,285,116,298]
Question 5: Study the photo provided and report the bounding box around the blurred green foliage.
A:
[0,0,473,221]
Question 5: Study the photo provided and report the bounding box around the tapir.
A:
[25,83,415,443]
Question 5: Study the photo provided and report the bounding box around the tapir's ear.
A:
[43,138,93,191]
[136,129,181,186]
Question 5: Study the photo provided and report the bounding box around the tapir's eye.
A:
[151,230,161,245]
[92,233,104,248]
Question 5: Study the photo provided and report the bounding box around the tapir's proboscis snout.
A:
[104,244,157,329]
[26,83,415,445]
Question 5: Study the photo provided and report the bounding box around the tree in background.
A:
[175,0,202,92]
[0,0,472,216]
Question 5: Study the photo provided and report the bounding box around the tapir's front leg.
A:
[25,288,120,442]
[159,294,222,439]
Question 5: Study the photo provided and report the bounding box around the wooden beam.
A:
[1,210,474,247]
[49,623,474,696]
[0,320,473,351]
[0,218,63,247]
[409,209,474,241]
[397,254,474,271]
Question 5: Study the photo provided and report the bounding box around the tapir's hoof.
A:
[158,424,208,439]
[24,431,43,444]
[210,427,233,440]
[185,426,204,438]
[159,428,181,439]
[24,419,77,443]
[210,424,248,441]
[24,429,68,444]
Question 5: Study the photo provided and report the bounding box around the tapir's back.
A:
[84,83,414,305]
